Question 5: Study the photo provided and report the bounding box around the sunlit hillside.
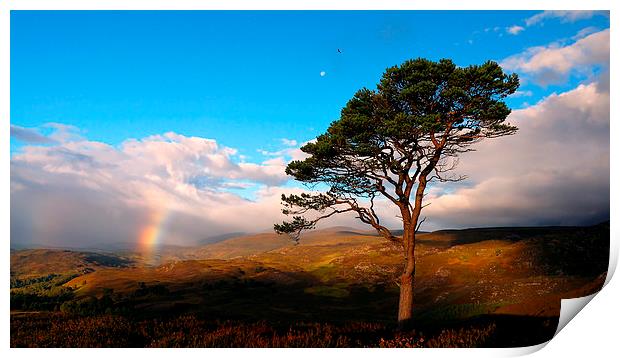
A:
[11,223,608,347]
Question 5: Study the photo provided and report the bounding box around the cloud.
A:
[10,71,610,248]
[44,122,83,143]
[510,90,533,98]
[258,139,312,161]
[281,138,297,147]
[11,122,84,146]
[423,80,609,230]
[506,25,524,35]
[10,131,301,248]
[11,79,610,247]
[525,10,609,27]
[501,29,609,85]
[572,26,600,41]
[10,125,58,144]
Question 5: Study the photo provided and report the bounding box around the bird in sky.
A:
[337,48,342,53]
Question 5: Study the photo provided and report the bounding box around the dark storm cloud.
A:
[423,79,609,230]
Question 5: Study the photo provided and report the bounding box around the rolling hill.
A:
[10,222,609,347]
[170,226,378,260]
[11,249,135,279]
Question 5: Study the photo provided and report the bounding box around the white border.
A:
[0,0,615,10]
[1,1,616,357]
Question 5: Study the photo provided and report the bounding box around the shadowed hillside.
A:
[11,249,135,278]
[10,222,609,347]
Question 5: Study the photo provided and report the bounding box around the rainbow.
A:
[137,209,170,264]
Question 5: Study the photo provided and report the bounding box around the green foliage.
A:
[10,273,79,311]
[274,216,316,243]
[9,271,129,315]
[276,58,519,239]
[11,274,61,288]
[11,291,74,311]
[287,58,518,185]
[11,273,79,292]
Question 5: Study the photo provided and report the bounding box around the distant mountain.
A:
[171,226,379,260]
[198,232,247,246]
[11,222,609,264]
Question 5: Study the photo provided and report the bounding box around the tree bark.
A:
[397,224,416,329]
[397,265,414,328]
[397,176,427,329]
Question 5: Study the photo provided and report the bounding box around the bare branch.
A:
[415,217,427,233]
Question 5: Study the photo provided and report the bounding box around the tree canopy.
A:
[275,58,519,243]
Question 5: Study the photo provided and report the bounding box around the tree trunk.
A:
[397,224,416,329]
[397,175,427,329]
[397,268,414,328]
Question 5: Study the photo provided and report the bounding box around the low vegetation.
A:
[11,312,530,348]
[10,223,609,347]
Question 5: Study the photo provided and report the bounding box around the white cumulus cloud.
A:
[501,28,609,85]
[10,131,300,248]
[424,80,609,229]
[525,10,608,27]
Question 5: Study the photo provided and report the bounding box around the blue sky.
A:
[10,11,610,247]
[10,11,609,156]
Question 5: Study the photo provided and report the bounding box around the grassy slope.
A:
[10,223,609,347]
[167,227,378,260]
[10,223,608,346]
[11,249,135,279]
[42,223,605,322]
